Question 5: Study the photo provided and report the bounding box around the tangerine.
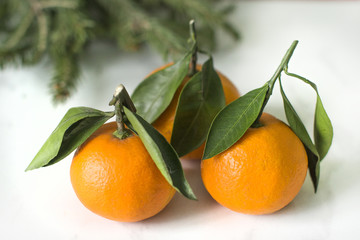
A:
[70,122,175,222]
[152,64,240,160]
[201,113,308,215]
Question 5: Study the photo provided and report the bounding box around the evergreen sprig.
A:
[0,0,239,102]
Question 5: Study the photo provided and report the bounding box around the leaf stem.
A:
[268,40,298,90]
[109,84,136,139]
[251,40,299,128]
[189,19,198,77]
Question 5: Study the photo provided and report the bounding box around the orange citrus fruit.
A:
[201,113,308,215]
[152,64,240,160]
[70,122,175,222]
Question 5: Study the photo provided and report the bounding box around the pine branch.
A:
[0,0,48,66]
[40,0,79,9]
[50,50,80,103]
[0,0,239,102]
[48,7,93,101]
[145,19,188,59]
[2,9,34,50]
[162,0,240,40]
[95,0,187,57]
[49,8,93,54]
[30,0,49,58]
[0,43,35,68]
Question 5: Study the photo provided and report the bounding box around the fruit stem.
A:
[113,99,129,139]
[268,40,298,92]
[109,84,136,139]
[251,40,299,128]
[189,19,198,77]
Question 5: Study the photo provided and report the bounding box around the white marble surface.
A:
[1,1,360,239]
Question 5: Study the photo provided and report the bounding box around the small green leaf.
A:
[131,51,192,123]
[26,107,114,171]
[123,107,197,200]
[279,79,320,192]
[203,84,269,159]
[314,98,333,160]
[171,57,226,157]
[284,71,333,160]
[279,79,318,155]
[306,148,321,193]
[250,41,299,128]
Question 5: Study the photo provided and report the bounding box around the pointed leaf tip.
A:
[26,107,114,171]
[131,52,192,123]
[203,85,268,159]
[171,57,226,157]
[283,71,333,161]
[279,78,320,192]
[123,107,197,200]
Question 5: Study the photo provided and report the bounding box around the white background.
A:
[1,1,360,239]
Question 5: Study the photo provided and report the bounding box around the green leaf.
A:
[279,79,318,155]
[171,57,226,157]
[131,51,192,123]
[279,79,320,192]
[203,84,269,159]
[284,71,333,160]
[306,148,321,193]
[250,41,299,128]
[26,107,114,171]
[314,98,333,160]
[123,107,197,200]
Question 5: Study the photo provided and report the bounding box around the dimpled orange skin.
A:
[70,122,175,222]
[201,113,308,215]
[151,64,241,160]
